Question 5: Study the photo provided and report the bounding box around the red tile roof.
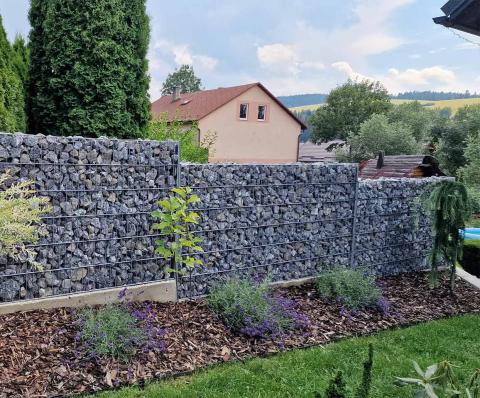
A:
[151,82,307,129]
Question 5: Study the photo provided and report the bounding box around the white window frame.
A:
[239,103,249,120]
[257,104,267,121]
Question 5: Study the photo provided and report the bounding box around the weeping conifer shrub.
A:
[428,180,472,292]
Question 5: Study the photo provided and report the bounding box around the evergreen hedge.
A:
[0,16,26,132]
[28,0,150,138]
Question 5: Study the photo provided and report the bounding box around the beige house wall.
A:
[198,86,302,163]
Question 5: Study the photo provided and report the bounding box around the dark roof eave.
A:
[434,15,480,36]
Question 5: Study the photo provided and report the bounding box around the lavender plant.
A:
[316,268,385,312]
[75,288,165,360]
[208,278,309,339]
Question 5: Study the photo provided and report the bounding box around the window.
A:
[257,105,267,121]
[239,103,249,120]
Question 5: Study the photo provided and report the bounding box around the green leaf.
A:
[172,187,187,198]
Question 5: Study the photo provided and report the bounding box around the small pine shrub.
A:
[322,371,347,398]
[208,278,309,338]
[316,268,382,311]
[315,345,374,398]
[354,344,374,398]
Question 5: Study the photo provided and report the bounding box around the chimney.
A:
[376,151,385,169]
[172,86,181,102]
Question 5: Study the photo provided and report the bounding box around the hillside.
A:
[290,97,480,113]
[280,91,478,109]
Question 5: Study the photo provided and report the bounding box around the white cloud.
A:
[257,43,299,74]
[387,66,456,86]
[172,45,193,65]
[331,61,373,82]
[456,42,480,50]
[257,43,324,75]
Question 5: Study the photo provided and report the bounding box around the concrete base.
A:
[457,268,480,290]
[0,279,177,315]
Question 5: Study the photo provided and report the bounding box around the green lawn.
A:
[92,315,480,398]
[468,218,480,228]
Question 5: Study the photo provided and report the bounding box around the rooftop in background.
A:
[151,83,307,129]
[360,154,446,179]
[434,0,480,37]
[298,140,344,163]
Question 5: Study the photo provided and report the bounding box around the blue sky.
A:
[1,0,479,99]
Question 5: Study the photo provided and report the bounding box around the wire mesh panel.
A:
[0,133,179,303]
[178,164,358,298]
[353,178,437,274]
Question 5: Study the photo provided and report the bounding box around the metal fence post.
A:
[173,143,181,301]
[349,165,359,268]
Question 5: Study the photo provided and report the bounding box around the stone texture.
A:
[0,133,178,301]
[0,132,445,302]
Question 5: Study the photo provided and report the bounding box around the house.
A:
[359,153,446,179]
[151,83,307,164]
[434,0,480,36]
[298,140,344,163]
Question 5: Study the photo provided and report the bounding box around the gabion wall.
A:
[354,179,435,274]
[0,133,179,301]
[0,133,441,303]
[178,165,438,298]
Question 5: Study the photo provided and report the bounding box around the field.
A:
[290,97,480,113]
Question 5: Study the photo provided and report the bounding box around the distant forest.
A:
[278,94,328,108]
[279,90,479,108]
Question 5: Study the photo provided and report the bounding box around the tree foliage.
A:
[434,105,480,175]
[161,65,202,96]
[144,115,216,163]
[151,187,204,275]
[387,101,436,142]
[428,181,472,292]
[339,114,419,162]
[11,36,29,91]
[0,16,26,132]
[310,80,392,143]
[459,133,480,188]
[27,0,150,138]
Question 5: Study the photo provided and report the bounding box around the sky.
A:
[1,0,480,100]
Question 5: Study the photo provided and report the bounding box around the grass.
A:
[468,218,480,228]
[289,97,480,113]
[92,315,480,398]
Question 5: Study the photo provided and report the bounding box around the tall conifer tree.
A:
[28,0,150,138]
[0,15,26,132]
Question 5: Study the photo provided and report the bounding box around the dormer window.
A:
[239,103,249,120]
[257,105,266,121]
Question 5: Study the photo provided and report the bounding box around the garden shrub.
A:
[0,170,50,270]
[316,268,383,312]
[396,360,480,397]
[76,289,165,360]
[461,240,480,278]
[208,278,309,338]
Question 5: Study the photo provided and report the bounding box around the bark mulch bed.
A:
[1,272,480,397]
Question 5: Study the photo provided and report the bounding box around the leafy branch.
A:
[151,187,204,275]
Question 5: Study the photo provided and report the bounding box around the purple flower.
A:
[377,296,390,317]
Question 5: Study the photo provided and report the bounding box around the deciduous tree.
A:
[310,80,392,143]
[161,65,202,96]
